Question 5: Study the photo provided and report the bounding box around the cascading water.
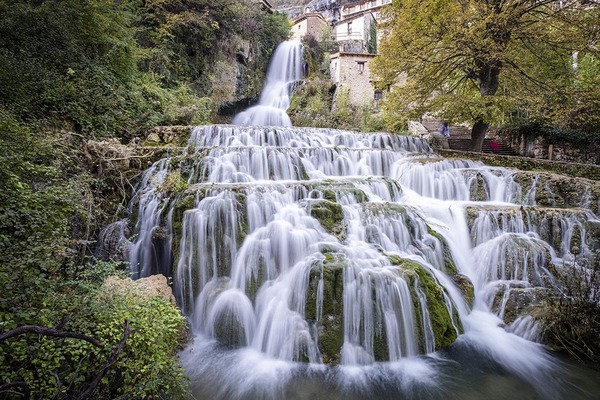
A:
[232,40,303,127]
[101,42,600,399]
[114,123,600,399]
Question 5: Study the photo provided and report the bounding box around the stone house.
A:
[332,12,377,53]
[291,13,330,42]
[291,0,393,107]
[330,52,380,106]
[333,0,390,49]
[327,0,392,106]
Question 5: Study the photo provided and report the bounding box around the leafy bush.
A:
[0,261,189,399]
[289,79,387,132]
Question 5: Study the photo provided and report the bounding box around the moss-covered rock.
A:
[305,255,345,365]
[425,225,459,275]
[585,220,600,253]
[512,171,600,214]
[469,172,491,201]
[408,262,460,348]
[389,256,462,350]
[491,283,549,325]
[451,274,475,308]
[466,205,596,258]
[306,199,346,239]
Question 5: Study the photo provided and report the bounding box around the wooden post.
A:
[548,144,553,160]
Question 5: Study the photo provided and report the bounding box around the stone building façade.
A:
[291,0,392,107]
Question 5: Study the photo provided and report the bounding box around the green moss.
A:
[154,169,189,196]
[426,225,458,275]
[392,257,461,350]
[308,199,345,239]
[451,274,475,307]
[305,256,345,365]
[372,320,390,362]
[169,193,196,266]
[415,265,459,348]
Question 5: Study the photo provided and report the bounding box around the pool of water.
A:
[181,333,600,400]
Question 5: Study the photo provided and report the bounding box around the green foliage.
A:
[1,261,189,399]
[367,22,377,55]
[0,0,269,138]
[502,120,600,146]
[0,0,139,136]
[155,169,189,195]
[138,73,214,126]
[136,0,290,106]
[0,112,80,293]
[0,110,187,397]
[289,79,387,132]
[374,0,600,144]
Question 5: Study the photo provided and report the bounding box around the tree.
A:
[374,0,600,151]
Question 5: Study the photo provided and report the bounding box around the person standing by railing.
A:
[440,122,450,137]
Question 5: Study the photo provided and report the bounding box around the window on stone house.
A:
[347,21,353,35]
[374,90,383,100]
[357,61,365,71]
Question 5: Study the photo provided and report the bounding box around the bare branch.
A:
[74,321,136,400]
[50,371,62,400]
[0,326,104,348]
[104,152,155,162]
[0,382,30,399]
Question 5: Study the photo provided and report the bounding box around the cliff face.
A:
[131,0,292,121]
[269,0,310,17]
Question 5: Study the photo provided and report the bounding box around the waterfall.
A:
[115,122,600,398]
[232,40,303,127]
[101,42,600,400]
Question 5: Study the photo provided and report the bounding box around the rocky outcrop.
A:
[466,205,597,257]
[305,253,467,365]
[490,283,549,325]
[144,125,192,146]
[102,274,177,306]
[511,171,600,214]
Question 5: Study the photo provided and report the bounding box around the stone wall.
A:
[438,149,600,181]
[497,130,600,165]
[291,13,329,42]
[330,52,377,106]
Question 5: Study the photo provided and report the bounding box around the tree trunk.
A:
[470,119,488,152]
[472,61,500,152]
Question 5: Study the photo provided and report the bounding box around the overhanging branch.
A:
[0,326,104,348]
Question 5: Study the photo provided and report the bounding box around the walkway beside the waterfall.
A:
[420,118,519,156]
[416,117,600,181]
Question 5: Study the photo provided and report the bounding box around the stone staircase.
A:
[419,117,519,156]
[448,138,519,156]
[420,118,471,138]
